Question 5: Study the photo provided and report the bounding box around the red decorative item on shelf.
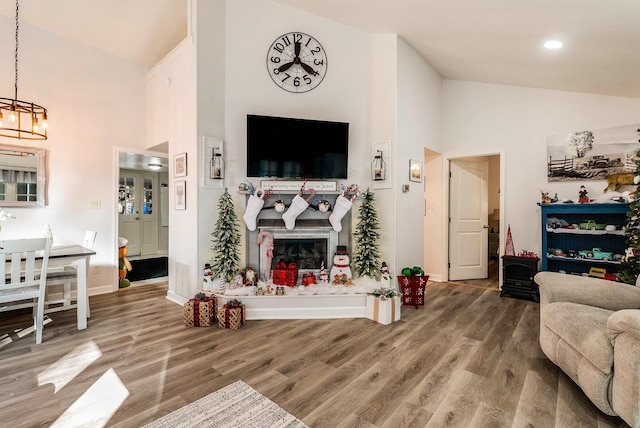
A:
[273,261,299,286]
[397,275,428,308]
[517,250,539,259]
[504,224,515,256]
[302,272,317,285]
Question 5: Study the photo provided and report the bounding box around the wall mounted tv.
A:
[247,114,349,179]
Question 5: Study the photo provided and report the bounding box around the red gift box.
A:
[302,272,317,285]
[397,275,428,308]
[273,261,299,286]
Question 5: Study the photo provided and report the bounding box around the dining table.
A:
[43,244,96,330]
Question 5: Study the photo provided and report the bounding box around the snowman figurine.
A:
[330,246,353,285]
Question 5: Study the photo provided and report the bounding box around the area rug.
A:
[127,257,168,282]
[142,380,308,428]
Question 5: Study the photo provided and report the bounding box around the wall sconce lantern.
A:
[371,150,385,181]
[210,147,224,179]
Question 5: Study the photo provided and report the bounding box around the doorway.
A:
[116,149,169,284]
[447,154,501,288]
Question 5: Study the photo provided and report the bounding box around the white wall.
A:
[395,37,443,274]
[146,33,198,300]
[0,16,147,295]
[442,80,640,258]
[196,0,227,278]
[370,34,398,276]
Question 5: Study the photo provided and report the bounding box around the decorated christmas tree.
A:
[617,149,640,285]
[352,188,381,280]
[211,189,241,285]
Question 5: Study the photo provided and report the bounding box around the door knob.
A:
[483,225,490,229]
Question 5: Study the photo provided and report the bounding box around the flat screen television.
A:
[246,114,349,179]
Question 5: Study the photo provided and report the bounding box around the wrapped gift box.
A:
[183,296,216,327]
[302,272,317,285]
[273,261,298,286]
[397,275,428,308]
[366,295,401,325]
[217,304,246,329]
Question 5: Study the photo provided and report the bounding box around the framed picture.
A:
[202,136,223,188]
[175,181,186,210]
[409,159,422,182]
[174,153,187,178]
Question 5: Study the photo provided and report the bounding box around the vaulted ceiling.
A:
[1,0,638,99]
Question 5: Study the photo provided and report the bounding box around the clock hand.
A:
[278,61,294,72]
[295,41,301,57]
[300,62,318,76]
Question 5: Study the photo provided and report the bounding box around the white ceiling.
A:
[1,0,638,100]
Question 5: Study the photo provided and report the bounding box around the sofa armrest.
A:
[607,309,640,428]
[608,309,640,343]
[535,271,640,311]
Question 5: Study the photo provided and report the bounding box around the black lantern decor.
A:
[210,147,224,179]
[371,150,385,181]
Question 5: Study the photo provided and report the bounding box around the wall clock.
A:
[266,32,327,93]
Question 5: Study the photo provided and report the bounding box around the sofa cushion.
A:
[542,302,614,374]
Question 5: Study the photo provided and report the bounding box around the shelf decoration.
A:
[504,224,515,256]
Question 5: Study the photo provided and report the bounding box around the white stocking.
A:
[282,195,309,230]
[329,195,353,232]
[243,193,264,231]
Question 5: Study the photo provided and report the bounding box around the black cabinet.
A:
[501,256,540,302]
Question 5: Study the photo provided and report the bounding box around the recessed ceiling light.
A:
[544,40,563,50]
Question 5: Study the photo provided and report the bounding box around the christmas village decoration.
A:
[205,185,406,298]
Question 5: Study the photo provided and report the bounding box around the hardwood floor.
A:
[0,281,629,427]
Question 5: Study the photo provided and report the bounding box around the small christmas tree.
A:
[352,188,381,280]
[211,189,241,286]
[617,149,640,285]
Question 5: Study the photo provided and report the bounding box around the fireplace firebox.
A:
[257,219,338,282]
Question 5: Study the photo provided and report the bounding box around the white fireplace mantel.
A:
[215,293,367,320]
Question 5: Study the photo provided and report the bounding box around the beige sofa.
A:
[535,271,640,428]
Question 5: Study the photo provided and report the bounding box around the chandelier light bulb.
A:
[8,108,17,124]
[41,112,48,130]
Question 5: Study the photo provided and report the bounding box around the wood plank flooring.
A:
[0,281,630,428]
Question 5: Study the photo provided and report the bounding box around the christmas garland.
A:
[368,288,400,300]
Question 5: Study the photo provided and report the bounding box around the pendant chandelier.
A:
[0,0,48,140]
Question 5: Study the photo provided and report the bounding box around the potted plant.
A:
[397,266,428,308]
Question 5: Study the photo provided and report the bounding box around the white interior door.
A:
[140,175,159,255]
[119,172,142,256]
[449,159,489,280]
[118,171,159,257]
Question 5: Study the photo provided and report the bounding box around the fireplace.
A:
[258,219,338,279]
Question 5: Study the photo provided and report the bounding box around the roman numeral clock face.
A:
[266,32,327,93]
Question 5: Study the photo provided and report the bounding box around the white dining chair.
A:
[44,230,96,316]
[0,237,51,344]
